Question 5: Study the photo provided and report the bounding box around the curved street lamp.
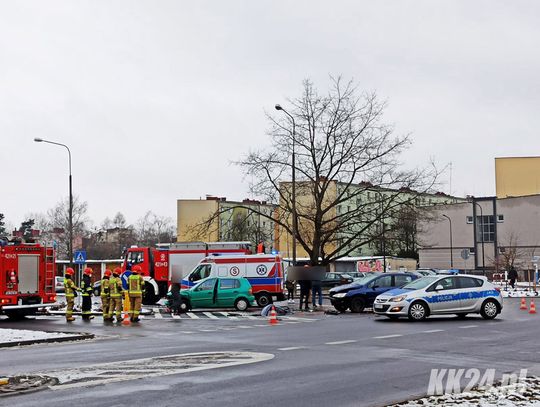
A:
[442,214,453,268]
[34,138,73,268]
[274,104,297,266]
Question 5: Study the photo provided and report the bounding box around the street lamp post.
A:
[274,104,297,266]
[442,214,453,268]
[34,138,73,268]
[473,201,486,272]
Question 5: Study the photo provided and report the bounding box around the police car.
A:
[373,274,503,321]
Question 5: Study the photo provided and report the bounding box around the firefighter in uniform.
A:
[63,267,79,322]
[101,269,112,321]
[108,267,123,322]
[81,267,94,320]
[128,265,145,322]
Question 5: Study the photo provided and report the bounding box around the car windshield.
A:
[402,276,439,290]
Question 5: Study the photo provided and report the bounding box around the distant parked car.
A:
[416,269,438,276]
[329,272,419,313]
[321,272,354,289]
[179,277,255,312]
[55,276,65,293]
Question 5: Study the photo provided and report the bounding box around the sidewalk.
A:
[0,328,93,348]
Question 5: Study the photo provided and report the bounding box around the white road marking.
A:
[241,315,259,320]
[199,329,217,332]
[325,340,357,345]
[373,334,403,339]
[219,312,238,320]
[278,346,307,351]
[179,331,194,334]
[459,325,478,329]
[236,325,254,329]
[46,352,275,389]
[203,312,219,319]
[186,312,200,319]
[171,314,182,319]
[154,312,163,319]
[284,316,316,322]
[254,324,269,327]
[422,329,444,333]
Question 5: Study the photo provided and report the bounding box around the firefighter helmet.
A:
[83,267,93,276]
[113,267,122,276]
[132,265,142,274]
[104,269,112,277]
[65,267,75,276]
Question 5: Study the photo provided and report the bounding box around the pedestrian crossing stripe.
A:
[150,309,316,322]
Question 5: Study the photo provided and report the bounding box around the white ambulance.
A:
[181,254,285,307]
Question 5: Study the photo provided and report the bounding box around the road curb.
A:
[0,331,94,348]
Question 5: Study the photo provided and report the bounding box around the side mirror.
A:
[435,284,444,291]
[372,285,379,290]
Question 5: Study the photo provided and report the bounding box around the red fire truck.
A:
[122,241,252,304]
[0,240,57,319]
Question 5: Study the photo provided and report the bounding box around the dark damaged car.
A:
[329,272,419,313]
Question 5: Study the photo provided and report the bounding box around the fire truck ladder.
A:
[44,247,55,293]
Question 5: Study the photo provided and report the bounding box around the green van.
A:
[180,277,255,312]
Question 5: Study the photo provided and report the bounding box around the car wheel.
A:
[480,300,499,320]
[408,301,428,321]
[256,294,272,307]
[235,298,249,311]
[179,299,190,313]
[350,297,365,313]
[333,304,348,313]
[455,313,468,319]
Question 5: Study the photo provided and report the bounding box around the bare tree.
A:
[136,211,176,246]
[197,77,439,265]
[495,232,538,272]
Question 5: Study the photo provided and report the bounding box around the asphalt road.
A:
[1,298,540,407]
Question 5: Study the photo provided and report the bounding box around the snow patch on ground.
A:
[0,328,74,344]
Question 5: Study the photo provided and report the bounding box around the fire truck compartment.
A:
[18,255,40,294]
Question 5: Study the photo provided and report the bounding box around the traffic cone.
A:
[121,311,131,325]
[520,297,527,310]
[269,305,278,325]
[530,299,537,314]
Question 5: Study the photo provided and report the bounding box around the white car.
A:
[374,274,503,321]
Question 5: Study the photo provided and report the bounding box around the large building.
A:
[177,196,276,249]
[418,194,540,272]
[495,156,540,198]
[275,180,464,260]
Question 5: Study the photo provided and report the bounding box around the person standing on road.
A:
[286,279,295,303]
[108,267,123,323]
[128,265,145,322]
[81,268,94,320]
[508,265,518,289]
[100,270,112,321]
[170,282,181,315]
[63,267,79,322]
[312,278,323,309]
[299,280,312,312]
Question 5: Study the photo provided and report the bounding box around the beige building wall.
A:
[177,200,219,241]
[496,157,540,198]
[419,195,540,271]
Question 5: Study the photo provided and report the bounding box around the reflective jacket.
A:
[109,276,123,298]
[128,274,145,296]
[64,278,79,298]
[81,275,93,297]
[100,278,110,298]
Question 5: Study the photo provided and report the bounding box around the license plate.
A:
[374,305,383,309]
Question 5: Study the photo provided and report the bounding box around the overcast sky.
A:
[1,1,539,229]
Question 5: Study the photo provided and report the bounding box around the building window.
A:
[497,214,504,223]
[476,215,495,243]
[466,216,473,224]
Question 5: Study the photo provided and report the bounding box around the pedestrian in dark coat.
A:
[508,266,518,289]
[170,283,181,314]
[299,280,312,311]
